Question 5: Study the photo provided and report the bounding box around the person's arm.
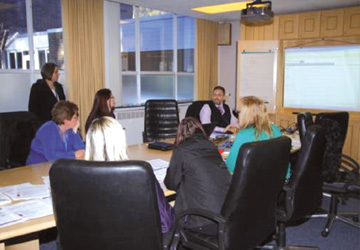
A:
[164,148,183,191]
[39,125,78,161]
[230,111,238,127]
[28,84,40,115]
[225,130,252,173]
[199,104,211,124]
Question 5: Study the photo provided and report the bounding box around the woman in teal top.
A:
[225,96,290,178]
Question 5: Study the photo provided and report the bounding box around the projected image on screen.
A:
[284,45,360,111]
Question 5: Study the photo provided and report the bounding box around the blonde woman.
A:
[85,116,175,233]
[226,96,286,176]
[85,116,127,161]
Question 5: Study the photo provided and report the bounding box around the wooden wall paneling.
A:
[254,25,265,40]
[299,11,321,38]
[272,16,280,40]
[240,22,247,40]
[343,125,352,155]
[245,24,255,40]
[263,22,274,40]
[344,6,360,36]
[353,126,360,162]
[320,9,344,37]
[279,14,299,39]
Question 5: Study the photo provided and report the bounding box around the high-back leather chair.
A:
[172,136,291,250]
[0,111,39,169]
[50,159,168,250]
[297,112,360,236]
[297,112,314,142]
[143,99,179,142]
[275,125,325,249]
[314,112,360,236]
[185,100,210,121]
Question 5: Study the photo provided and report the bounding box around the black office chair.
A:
[0,111,39,169]
[50,159,171,250]
[297,112,314,143]
[297,112,360,237]
[185,100,210,120]
[143,99,180,142]
[275,125,326,249]
[171,136,291,250]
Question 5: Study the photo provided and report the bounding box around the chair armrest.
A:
[277,185,295,221]
[175,208,226,224]
[171,209,226,250]
[341,154,360,173]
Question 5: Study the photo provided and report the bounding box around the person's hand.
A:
[75,149,85,159]
[225,125,237,134]
[73,120,80,134]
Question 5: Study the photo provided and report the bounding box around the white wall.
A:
[0,71,67,112]
[0,72,32,112]
[218,21,241,110]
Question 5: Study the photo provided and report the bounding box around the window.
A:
[0,0,27,70]
[0,0,63,70]
[120,4,195,106]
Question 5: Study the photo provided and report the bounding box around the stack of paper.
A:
[0,183,50,201]
[0,193,11,206]
[146,159,169,182]
[0,199,53,228]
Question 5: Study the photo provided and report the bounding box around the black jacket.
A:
[164,132,231,228]
[28,79,66,125]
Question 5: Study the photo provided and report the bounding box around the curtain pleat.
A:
[62,0,104,137]
[196,19,218,100]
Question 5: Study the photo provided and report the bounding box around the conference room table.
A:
[0,143,174,250]
[0,134,300,250]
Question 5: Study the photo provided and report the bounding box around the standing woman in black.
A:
[28,62,65,125]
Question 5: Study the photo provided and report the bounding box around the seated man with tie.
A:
[199,86,238,133]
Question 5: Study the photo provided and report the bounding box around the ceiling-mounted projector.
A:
[241,0,274,24]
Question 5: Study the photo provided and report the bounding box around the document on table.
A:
[0,183,50,201]
[0,192,11,206]
[147,159,169,192]
[0,199,53,228]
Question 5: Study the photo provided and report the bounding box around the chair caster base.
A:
[321,230,329,237]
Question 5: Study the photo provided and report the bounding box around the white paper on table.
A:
[41,197,53,209]
[2,184,50,201]
[3,199,53,220]
[0,192,11,206]
[154,168,167,183]
[146,159,169,171]
[0,183,32,194]
[42,176,50,188]
[0,209,25,228]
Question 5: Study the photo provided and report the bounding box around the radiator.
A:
[115,104,189,146]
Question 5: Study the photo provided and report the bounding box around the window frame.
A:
[120,5,195,107]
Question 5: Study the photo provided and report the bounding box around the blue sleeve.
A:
[39,125,76,161]
[271,124,282,138]
[68,131,85,151]
[225,129,254,173]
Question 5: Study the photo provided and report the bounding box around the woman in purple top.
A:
[26,101,85,165]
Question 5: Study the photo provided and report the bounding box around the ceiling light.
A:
[192,1,267,14]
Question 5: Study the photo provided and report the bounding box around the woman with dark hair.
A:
[29,62,66,125]
[85,88,115,133]
[26,101,85,165]
[164,117,231,229]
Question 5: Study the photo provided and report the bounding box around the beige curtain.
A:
[196,19,218,100]
[62,0,104,137]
